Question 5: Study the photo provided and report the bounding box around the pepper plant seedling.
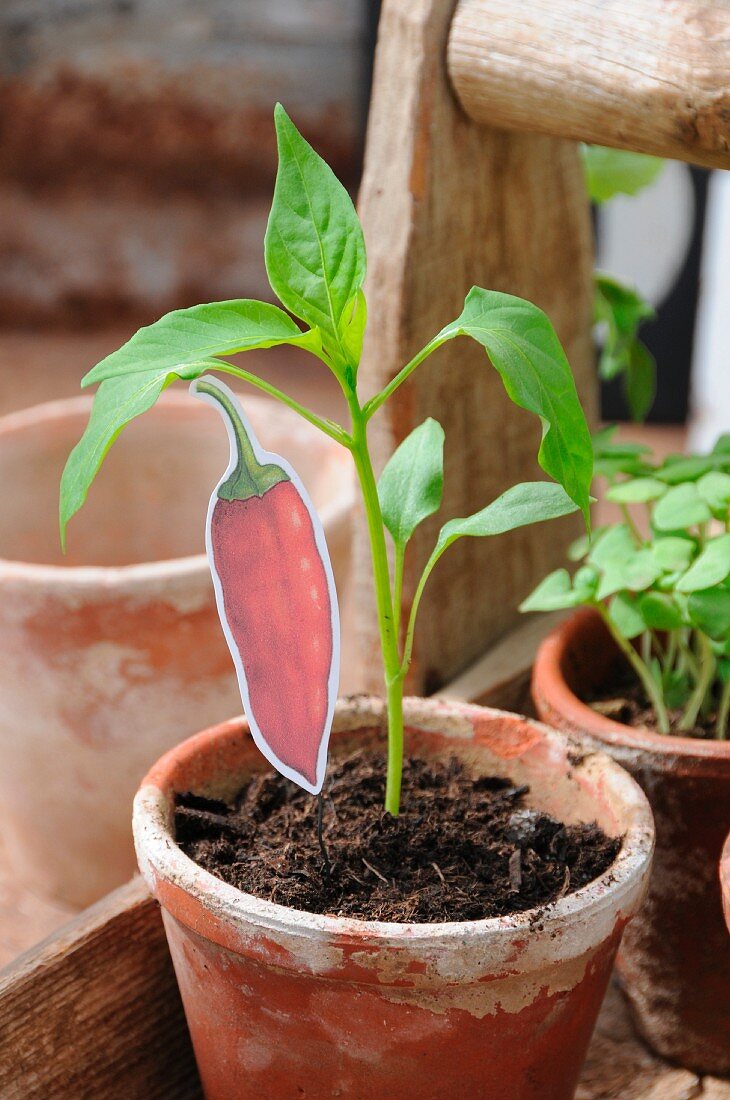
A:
[60,104,593,814]
[523,426,730,739]
[581,144,665,422]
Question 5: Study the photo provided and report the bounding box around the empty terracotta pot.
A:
[134,696,653,1100]
[722,831,730,936]
[532,608,730,1075]
[0,392,353,907]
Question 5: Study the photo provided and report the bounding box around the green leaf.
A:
[676,534,730,593]
[435,288,593,522]
[608,592,645,639]
[378,418,444,547]
[434,481,579,560]
[592,425,651,459]
[697,470,730,514]
[606,477,666,504]
[653,536,696,573]
[340,290,367,372]
[60,372,172,547]
[712,434,730,455]
[594,274,654,383]
[688,588,730,639]
[655,455,715,483]
[625,340,656,423]
[81,300,312,387]
[520,568,589,612]
[587,524,636,569]
[581,145,665,204]
[638,591,683,631]
[265,103,366,361]
[595,548,662,600]
[653,483,712,531]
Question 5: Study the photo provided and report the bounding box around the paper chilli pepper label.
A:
[192,376,340,794]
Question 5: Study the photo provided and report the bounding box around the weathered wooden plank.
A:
[0,877,201,1099]
[355,0,595,693]
[449,0,730,170]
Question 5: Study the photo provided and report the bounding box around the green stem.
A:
[362,337,446,421]
[716,676,730,740]
[620,503,643,546]
[210,364,350,446]
[347,396,405,815]
[595,603,670,733]
[679,632,715,731]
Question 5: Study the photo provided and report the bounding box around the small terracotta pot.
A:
[0,393,353,908]
[722,831,730,936]
[532,608,730,1075]
[134,696,653,1100]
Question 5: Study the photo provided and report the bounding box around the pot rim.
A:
[0,392,353,587]
[134,695,654,960]
[533,608,730,768]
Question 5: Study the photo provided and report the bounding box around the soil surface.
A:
[583,657,717,739]
[175,750,620,923]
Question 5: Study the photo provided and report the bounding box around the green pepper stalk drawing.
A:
[60,104,592,815]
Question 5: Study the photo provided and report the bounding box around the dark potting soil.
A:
[583,656,716,739]
[175,751,620,923]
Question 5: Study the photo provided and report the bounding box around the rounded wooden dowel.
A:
[448,0,730,170]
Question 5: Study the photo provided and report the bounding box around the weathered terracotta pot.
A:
[532,608,730,1075]
[0,393,353,908]
[134,696,653,1100]
[721,831,730,936]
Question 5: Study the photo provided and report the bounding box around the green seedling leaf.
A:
[625,340,657,423]
[378,418,444,547]
[593,276,656,422]
[713,434,730,455]
[520,568,590,612]
[595,547,662,600]
[568,527,609,562]
[653,483,712,532]
[655,455,715,483]
[581,145,665,204]
[608,592,645,639]
[60,372,172,546]
[697,470,730,514]
[265,104,366,363]
[82,300,313,388]
[638,591,683,631]
[688,588,730,639]
[606,477,666,504]
[676,533,730,593]
[653,536,696,573]
[587,523,636,569]
[435,288,593,522]
[663,668,692,709]
[592,425,651,459]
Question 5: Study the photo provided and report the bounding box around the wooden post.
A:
[355,0,595,692]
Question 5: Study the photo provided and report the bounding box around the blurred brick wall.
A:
[0,0,367,327]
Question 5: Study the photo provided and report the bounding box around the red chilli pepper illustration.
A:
[192,376,339,794]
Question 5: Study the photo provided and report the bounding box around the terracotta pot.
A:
[0,393,353,908]
[532,608,730,1075]
[722,831,730,936]
[134,696,653,1100]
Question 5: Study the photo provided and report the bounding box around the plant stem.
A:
[679,632,715,731]
[362,337,447,420]
[620,504,643,546]
[347,396,406,815]
[212,364,350,446]
[717,676,730,740]
[594,603,670,733]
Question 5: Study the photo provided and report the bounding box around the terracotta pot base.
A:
[533,609,730,1075]
[134,696,653,1100]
